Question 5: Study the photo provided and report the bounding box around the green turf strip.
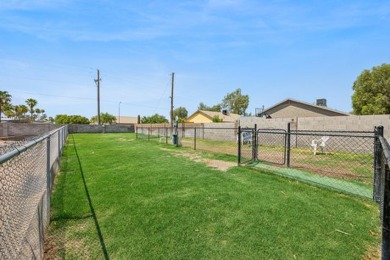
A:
[249,162,373,199]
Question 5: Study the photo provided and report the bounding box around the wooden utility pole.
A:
[95,69,101,125]
[170,72,175,128]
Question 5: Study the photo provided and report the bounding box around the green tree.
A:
[352,64,390,115]
[40,113,48,121]
[3,104,15,119]
[26,98,38,120]
[35,108,46,120]
[0,91,12,122]
[54,114,90,124]
[198,102,222,112]
[221,88,249,115]
[141,114,169,124]
[173,107,188,122]
[90,112,117,124]
[14,105,28,120]
[212,115,223,122]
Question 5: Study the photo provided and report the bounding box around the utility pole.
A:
[170,72,175,128]
[118,101,121,124]
[94,69,101,125]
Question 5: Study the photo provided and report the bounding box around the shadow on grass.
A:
[71,134,110,260]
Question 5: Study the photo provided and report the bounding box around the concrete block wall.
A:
[183,123,237,142]
[68,124,135,133]
[239,115,390,140]
[239,117,293,130]
[0,123,135,138]
[0,123,62,138]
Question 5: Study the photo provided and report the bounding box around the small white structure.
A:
[311,136,330,155]
[241,131,252,145]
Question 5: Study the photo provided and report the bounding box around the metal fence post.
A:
[383,163,390,260]
[165,127,168,144]
[148,127,150,141]
[252,124,257,161]
[238,126,241,165]
[287,123,291,167]
[194,128,197,150]
[58,131,61,157]
[374,126,384,202]
[46,135,51,229]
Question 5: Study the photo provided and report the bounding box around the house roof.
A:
[115,116,138,124]
[187,110,241,122]
[262,98,350,116]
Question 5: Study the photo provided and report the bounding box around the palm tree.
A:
[3,104,15,119]
[15,105,28,120]
[0,91,12,122]
[35,108,45,121]
[26,98,38,121]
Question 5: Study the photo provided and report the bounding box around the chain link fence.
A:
[136,123,377,199]
[0,126,68,259]
[238,124,376,199]
[136,125,175,144]
[373,126,390,259]
[136,125,240,160]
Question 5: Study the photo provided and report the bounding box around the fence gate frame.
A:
[255,128,288,165]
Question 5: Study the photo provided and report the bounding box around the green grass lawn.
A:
[46,133,381,259]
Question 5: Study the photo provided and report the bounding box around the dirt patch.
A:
[202,159,235,172]
[160,148,236,172]
[117,138,134,142]
[362,245,381,260]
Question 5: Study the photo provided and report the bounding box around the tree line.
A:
[53,113,117,125]
[141,88,250,123]
[0,91,120,124]
[0,91,46,122]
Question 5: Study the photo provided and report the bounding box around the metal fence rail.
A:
[375,126,390,260]
[0,126,68,259]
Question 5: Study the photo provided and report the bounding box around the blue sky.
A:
[1,0,389,119]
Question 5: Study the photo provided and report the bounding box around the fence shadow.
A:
[70,134,109,260]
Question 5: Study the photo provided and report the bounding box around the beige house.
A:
[115,116,139,124]
[259,98,349,118]
[185,110,241,123]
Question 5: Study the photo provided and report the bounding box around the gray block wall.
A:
[68,124,135,133]
[0,123,135,138]
[239,115,390,139]
[0,123,62,138]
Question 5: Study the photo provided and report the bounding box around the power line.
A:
[151,77,171,114]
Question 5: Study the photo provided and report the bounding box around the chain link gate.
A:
[256,129,287,165]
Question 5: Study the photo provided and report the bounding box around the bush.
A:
[141,114,169,124]
[54,114,90,124]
